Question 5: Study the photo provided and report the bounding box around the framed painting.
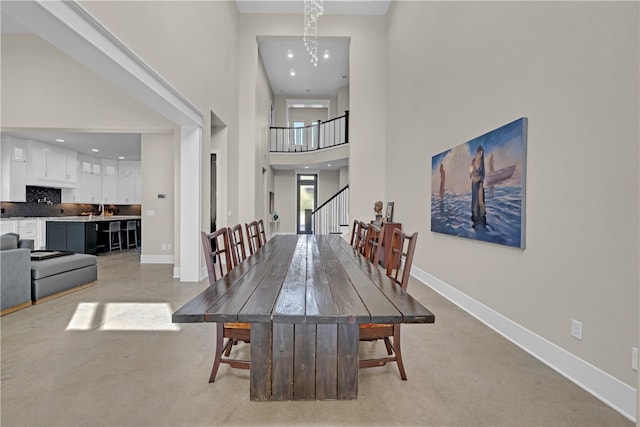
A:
[430,118,527,248]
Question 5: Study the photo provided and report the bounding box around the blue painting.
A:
[431,118,527,248]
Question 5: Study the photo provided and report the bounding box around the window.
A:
[293,121,305,146]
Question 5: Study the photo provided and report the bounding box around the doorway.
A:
[297,174,317,234]
[210,153,217,232]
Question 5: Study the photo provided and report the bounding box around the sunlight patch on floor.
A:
[66,302,180,331]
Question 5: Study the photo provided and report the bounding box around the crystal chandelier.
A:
[303,0,324,67]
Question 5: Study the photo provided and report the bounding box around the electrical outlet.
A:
[161,244,167,250]
[632,347,638,371]
[571,319,583,340]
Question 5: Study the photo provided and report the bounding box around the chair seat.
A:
[224,322,251,329]
[360,323,392,329]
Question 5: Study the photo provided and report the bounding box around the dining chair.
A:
[200,228,234,283]
[201,228,251,382]
[228,224,247,266]
[355,221,369,255]
[257,219,268,247]
[359,228,419,380]
[349,219,360,248]
[245,221,262,255]
[363,223,384,265]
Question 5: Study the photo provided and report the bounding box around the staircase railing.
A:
[312,185,349,235]
[270,110,349,153]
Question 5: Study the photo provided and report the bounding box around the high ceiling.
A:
[259,37,349,97]
[1,1,390,160]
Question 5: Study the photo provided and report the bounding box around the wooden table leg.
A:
[251,322,359,401]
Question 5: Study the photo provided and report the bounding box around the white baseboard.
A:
[411,266,637,423]
[140,254,174,264]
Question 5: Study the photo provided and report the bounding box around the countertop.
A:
[1,216,141,222]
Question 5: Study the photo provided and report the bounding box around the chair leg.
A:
[209,323,225,383]
[224,338,236,357]
[393,326,407,380]
[383,337,393,355]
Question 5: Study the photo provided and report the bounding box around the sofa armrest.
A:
[0,248,31,310]
[18,239,34,251]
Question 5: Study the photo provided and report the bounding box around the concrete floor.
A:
[1,251,633,426]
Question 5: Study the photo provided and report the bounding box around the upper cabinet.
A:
[101,159,118,204]
[0,136,27,202]
[26,141,78,188]
[117,160,141,204]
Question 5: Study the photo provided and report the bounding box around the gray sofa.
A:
[1,232,98,314]
[31,253,97,302]
[0,233,34,314]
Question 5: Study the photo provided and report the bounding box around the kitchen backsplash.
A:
[0,186,142,218]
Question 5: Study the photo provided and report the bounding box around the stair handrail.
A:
[312,185,349,236]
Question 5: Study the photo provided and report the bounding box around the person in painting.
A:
[469,145,486,228]
[438,163,446,199]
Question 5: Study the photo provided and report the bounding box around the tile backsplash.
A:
[1,186,141,218]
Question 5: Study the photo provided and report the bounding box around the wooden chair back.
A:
[200,228,234,285]
[349,219,360,248]
[245,221,262,255]
[356,221,369,255]
[228,224,247,266]
[257,219,267,247]
[386,229,419,290]
[363,223,384,265]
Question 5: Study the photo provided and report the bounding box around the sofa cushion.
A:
[1,233,19,251]
[31,254,97,279]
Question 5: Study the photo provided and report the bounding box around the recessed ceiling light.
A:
[290,68,296,76]
[118,156,125,160]
[287,50,293,58]
[323,50,330,59]
[327,164,331,167]
[304,166,309,169]
[56,138,65,142]
[91,148,99,153]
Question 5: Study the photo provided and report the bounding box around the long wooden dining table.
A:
[172,234,435,401]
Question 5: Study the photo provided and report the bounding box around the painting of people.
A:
[431,118,527,248]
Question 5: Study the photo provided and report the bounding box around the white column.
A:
[179,126,202,282]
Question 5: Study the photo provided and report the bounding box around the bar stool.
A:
[101,221,122,252]
[125,220,138,250]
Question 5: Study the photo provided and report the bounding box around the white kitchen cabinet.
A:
[18,219,38,247]
[118,160,141,204]
[26,141,78,188]
[0,137,27,202]
[0,219,18,235]
[76,155,103,203]
[102,159,118,204]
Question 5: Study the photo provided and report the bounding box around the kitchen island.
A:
[46,216,140,254]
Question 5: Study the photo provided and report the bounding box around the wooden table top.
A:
[172,234,435,325]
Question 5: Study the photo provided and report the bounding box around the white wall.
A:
[140,133,175,263]
[0,34,173,131]
[336,85,350,116]
[239,14,387,227]
[386,0,639,416]
[70,1,240,272]
[273,169,296,233]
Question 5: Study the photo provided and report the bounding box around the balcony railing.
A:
[312,185,349,236]
[270,110,349,153]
